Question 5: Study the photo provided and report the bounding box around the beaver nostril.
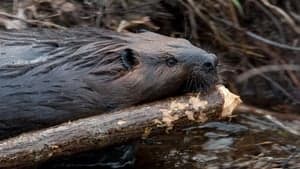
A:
[201,54,218,72]
[203,61,215,72]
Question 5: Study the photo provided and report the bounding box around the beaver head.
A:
[0,28,218,137]
[85,31,218,108]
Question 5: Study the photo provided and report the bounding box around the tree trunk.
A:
[0,85,241,169]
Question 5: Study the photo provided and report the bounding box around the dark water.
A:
[135,113,300,169]
[41,113,300,169]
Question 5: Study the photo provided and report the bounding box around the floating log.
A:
[0,85,241,169]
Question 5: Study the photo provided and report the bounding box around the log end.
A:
[217,85,242,117]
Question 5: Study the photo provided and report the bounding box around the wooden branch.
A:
[0,85,241,169]
[237,104,300,121]
[0,11,66,29]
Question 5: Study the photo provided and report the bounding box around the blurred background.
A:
[0,0,299,168]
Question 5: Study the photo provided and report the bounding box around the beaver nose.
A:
[202,54,218,72]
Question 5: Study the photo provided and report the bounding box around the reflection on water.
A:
[135,113,300,169]
[40,113,300,169]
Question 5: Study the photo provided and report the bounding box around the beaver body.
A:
[0,28,218,140]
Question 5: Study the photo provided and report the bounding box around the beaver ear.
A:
[120,48,139,70]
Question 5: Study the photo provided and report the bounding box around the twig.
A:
[258,44,300,87]
[237,104,300,121]
[185,0,229,46]
[229,0,240,26]
[0,11,66,29]
[261,0,300,34]
[248,0,286,43]
[285,1,300,24]
[211,16,300,51]
[98,0,162,15]
[246,31,300,51]
[13,0,18,14]
[255,70,295,101]
[179,0,199,39]
[236,64,300,82]
[264,115,299,135]
[282,150,300,169]
[117,17,159,33]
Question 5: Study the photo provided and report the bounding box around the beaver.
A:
[0,28,218,140]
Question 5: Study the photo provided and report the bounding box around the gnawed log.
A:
[0,85,241,169]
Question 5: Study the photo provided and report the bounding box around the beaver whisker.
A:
[184,68,218,93]
[188,76,196,92]
[190,78,195,91]
[185,74,192,92]
[185,73,200,92]
[197,76,205,92]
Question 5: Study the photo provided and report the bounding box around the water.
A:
[40,113,300,169]
[135,113,300,169]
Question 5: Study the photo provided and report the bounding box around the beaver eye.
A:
[120,48,139,70]
[166,58,178,67]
